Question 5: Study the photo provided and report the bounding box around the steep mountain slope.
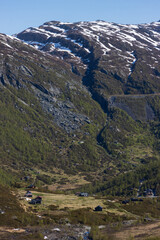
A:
[0,20,160,194]
[0,33,110,184]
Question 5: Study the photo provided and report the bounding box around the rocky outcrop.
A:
[108,95,156,122]
[0,34,92,133]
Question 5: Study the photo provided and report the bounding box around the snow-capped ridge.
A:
[15,20,160,80]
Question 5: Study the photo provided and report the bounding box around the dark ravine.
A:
[82,54,109,113]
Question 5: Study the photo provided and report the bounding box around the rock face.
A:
[16,20,160,118]
[16,20,160,92]
[0,33,92,133]
[108,95,156,122]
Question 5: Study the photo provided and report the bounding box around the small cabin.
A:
[122,200,129,204]
[27,184,35,189]
[94,205,103,211]
[24,191,32,197]
[79,192,88,197]
[144,189,154,197]
[29,196,42,204]
[131,198,139,202]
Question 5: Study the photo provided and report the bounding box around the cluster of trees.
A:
[78,159,160,196]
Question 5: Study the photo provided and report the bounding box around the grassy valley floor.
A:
[2,186,160,239]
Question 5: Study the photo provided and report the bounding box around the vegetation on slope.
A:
[1,30,160,197]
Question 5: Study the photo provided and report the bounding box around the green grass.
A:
[122,198,160,218]
[0,185,46,227]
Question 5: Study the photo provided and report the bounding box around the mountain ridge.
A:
[16,20,160,106]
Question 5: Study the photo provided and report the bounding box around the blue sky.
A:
[1,0,160,35]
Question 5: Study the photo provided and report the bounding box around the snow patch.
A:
[128,51,137,75]
[18,98,29,106]
[42,24,65,33]
[108,43,122,52]
[1,42,13,49]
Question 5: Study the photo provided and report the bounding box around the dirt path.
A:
[0,227,25,234]
[112,221,160,239]
[108,93,160,99]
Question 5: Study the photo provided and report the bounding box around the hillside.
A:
[0,20,160,195]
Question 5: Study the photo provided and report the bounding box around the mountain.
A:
[0,20,160,195]
[16,20,160,97]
